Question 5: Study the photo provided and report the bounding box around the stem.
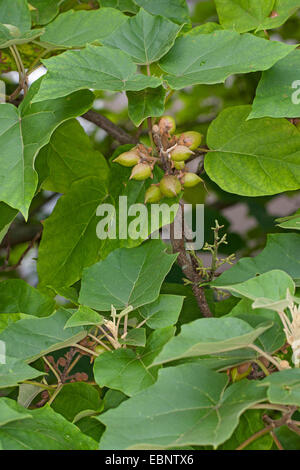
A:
[254,359,270,376]
[235,424,273,450]
[10,45,28,95]
[136,318,148,329]
[73,343,99,357]
[88,333,111,351]
[83,110,137,144]
[22,380,55,390]
[288,422,300,437]
[98,326,120,349]
[63,353,82,377]
[27,48,52,76]
[271,431,283,450]
[48,383,63,405]
[43,356,61,384]
[122,314,128,348]
[236,425,272,450]
[251,404,289,413]
[248,344,283,371]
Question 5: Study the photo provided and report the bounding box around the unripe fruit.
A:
[159,115,176,135]
[174,161,185,170]
[170,145,194,162]
[230,363,252,382]
[113,150,140,167]
[160,175,182,198]
[130,163,152,181]
[95,344,107,355]
[182,172,203,188]
[179,131,202,150]
[144,185,163,204]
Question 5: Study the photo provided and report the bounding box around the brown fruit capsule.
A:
[130,163,152,181]
[179,131,202,150]
[170,145,194,162]
[158,115,176,135]
[160,175,182,198]
[113,150,140,167]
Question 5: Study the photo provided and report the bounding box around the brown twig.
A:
[152,125,212,317]
[82,110,137,144]
[237,407,298,450]
[0,230,42,272]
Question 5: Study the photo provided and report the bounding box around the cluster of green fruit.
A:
[113,116,203,204]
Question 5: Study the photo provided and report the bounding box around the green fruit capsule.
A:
[170,145,194,162]
[174,161,185,170]
[182,172,203,188]
[113,150,140,167]
[160,175,182,198]
[179,131,202,150]
[130,163,152,181]
[144,185,162,204]
[158,115,176,134]
[95,344,107,355]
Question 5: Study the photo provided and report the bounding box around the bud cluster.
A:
[113,116,203,203]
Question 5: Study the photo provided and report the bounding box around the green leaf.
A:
[41,8,126,48]
[99,0,139,14]
[262,369,300,407]
[0,0,31,32]
[98,363,267,449]
[0,398,97,449]
[30,0,60,26]
[0,82,94,218]
[250,50,300,119]
[219,410,273,450]
[51,382,102,422]
[205,105,300,197]
[32,45,162,103]
[0,203,18,243]
[0,25,43,48]
[79,240,177,311]
[0,397,31,425]
[37,176,108,289]
[0,308,86,363]
[213,270,295,310]
[37,165,170,290]
[212,233,300,287]
[0,359,45,389]
[137,294,184,329]
[0,279,55,317]
[134,0,190,24]
[37,119,109,193]
[152,317,272,366]
[258,0,300,30]
[0,0,44,47]
[276,210,300,231]
[94,326,175,396]
[18,383,42,408]
[275,426,300,450]
[64,305,104,329]
[214,0,275,33]
[103,8,181,65]
[229,311,286,355]
[159,30,294,89]
[127,86,166,126]
[120,328,146,347]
